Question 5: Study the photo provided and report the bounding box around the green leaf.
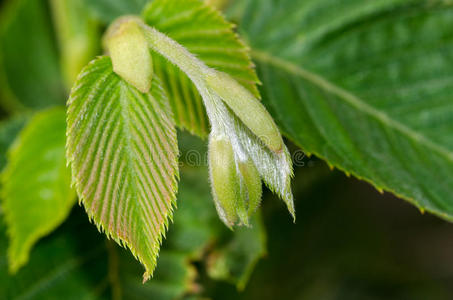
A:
[235,0,453,220]
[139,21,294,221]
[142,0,260,137]
[1,108,75,273]
[1,157,266,298]
[66,56,179,281]
[119,159,267,294]
[0,206,196,300]
[0,0,65,111]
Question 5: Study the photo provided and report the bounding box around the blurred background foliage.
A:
[1,0,453,299]
[3,132,453,299]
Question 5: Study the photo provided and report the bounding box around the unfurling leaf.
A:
[209,136,241,227]
[139,20,294,224]
[209,135,263,227]
[238,158,262,218]
[66,56,178,281]
[1,108,75,273]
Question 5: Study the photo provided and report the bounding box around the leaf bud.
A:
[209,136,240,227]
[105,16,153,93]
[238,159,262,218]
[205,70,283,152]
[208,135,263,228]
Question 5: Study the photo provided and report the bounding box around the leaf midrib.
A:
[251,49,453,163]
[118,82,157,243]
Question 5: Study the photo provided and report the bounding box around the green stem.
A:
[138,21,231,137]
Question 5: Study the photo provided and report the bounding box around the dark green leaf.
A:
[235,0,453,221]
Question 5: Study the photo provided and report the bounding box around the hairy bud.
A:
[238,159,262,217]
[105,16,152,93]
[209,136,263,227]
[205,70,283,152]
[209,136,240,227]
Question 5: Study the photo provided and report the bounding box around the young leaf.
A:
[1,108,75,273]
[66,56,179,281]
[142,0,260,137]
[235,0,453,221]
[0,0,65,111]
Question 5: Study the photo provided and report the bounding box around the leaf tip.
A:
[142,271,152,283]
